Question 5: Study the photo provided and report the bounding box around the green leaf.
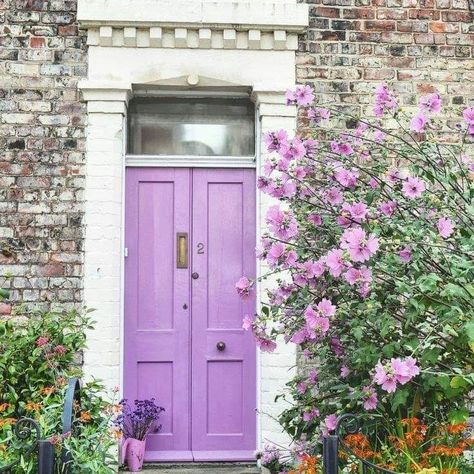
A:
[391,388,409,412]
[448,408,469,424]
[0,288,9,300]
[450,376,468,389]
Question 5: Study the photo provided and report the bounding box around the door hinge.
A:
[124,247,128,257]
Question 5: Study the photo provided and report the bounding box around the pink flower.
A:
[362,386,378,411]
[379,200,397,217]
[373,130,386,143]
[290,327,311,344]
[341,228,379,263]
[402,176,426,199]
[266,205,299,240]
[462,107,474,131]
[280,137,306,161]
[326,249,345,277]
[325,414,338,432]
[398,246,412,262]
[374,362,398,393]
[303,408,320,422]
[297,382,306,394]
[36,336,49,347]
[331,141,354,156]
[334,168,359,188]
[54,345,66,355]
[345,201,368,223]
[308,214,322,226]
[256,337,277,353]
[373,83,398,117]
[369,177,380,189]
[410,113,428,133]
[302,260,325,279]
[437,217,454,238]
[391,357,419,385]
[294,85,315,107]
[242,315,253,331]
[307,107,330,124]
[266,242,286,268]
[308,369,318,383]
[304,306,330,334]
[235,276,252,297]
[344,266,372,286]
[340,366,350,378]
[316,298,336,318]
[263,130,288,153]
[325,187,343,206]
[419,93,442,114]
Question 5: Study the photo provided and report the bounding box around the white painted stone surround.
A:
[78,0,308,451]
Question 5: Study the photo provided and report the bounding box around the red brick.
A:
[429,22,459,33]
[342,8,375,19]
[409,9,441,20]
[58,25,77,36]
[310,7,340,19]
[441,11,472,22]
[377,9,407,20]
[364,69,396,80]
[365,20,396,31]
[29,36,45,48]
[37,264,65,277]
[414,33,435,43]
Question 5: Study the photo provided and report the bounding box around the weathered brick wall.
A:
[297,0,474,141]
[0,0,86,314]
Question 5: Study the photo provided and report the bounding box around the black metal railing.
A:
[323,414,397,474]
[0,378,81,474]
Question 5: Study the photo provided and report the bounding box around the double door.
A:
[124,168,256,462]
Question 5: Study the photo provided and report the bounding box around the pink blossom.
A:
[391,357,419,385]
[266,242,286,268]
[286,85,315,107]
[325,414,338,432]
[410,113,428,133]
[36,336,49,347]
[331,337,344,357]
[304,306,330,334]
[369,177,380,189]
[235,276,252,297]
[308,214,322,226]
[373,130,386,143]
[316,298,336,318]
[437,217,454,239]
[402,176,426,199]
[373,83,398,117]
[345,201,368,223]
[308,369,318,383]
[54,345,66,355]
[374,362,398,393]
[290,327,311,344]
[256,337,277,353]
[340,366,350,378]
[297,382,306,394]
[242,315,253,331]
[326,249,345,277]
[263,130,288,153]
[331,141,354,156]
[307,107,330,124]
[419,93,442,114]
[344,266,372,286]
[462,107,474,135]
[266,205,299,240]
[280,137,306,161]
[304,139,319,157]
[341,228,379,263]
[379,200,397,217]
[325,187,343,206]
[334,168,359,188]
[302,260,325,279]
[398,246,412,263]
[303,408,320,422]
[362,386,378,411]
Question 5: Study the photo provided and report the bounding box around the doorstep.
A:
[120,463,261,474]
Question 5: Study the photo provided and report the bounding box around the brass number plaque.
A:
[177,233,188,268]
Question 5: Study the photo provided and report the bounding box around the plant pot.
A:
[122,437,146,472]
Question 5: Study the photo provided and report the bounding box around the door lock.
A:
[191,272,199,280]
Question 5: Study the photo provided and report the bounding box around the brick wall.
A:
[0,0,86,314]
[297,0,474,141]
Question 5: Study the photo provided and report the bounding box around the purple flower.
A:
[317,298,336,318]
[265,205,299,240]
[256,337,277,353]
[410,113,428,133]
[462,107,474,135]
[373,83,398,117]
[235,276,252,297]
[402,176,426,199]
[286,85,314,107]
[340,228,379,263]
[437,217,454,238]
[308,213,322,226]
[398,246,412,263]
[304,306,330,334]
[326,249,345,277]
[374,362,398,393]
[373,130,386,143]
[340,366,350,378]
[280,137,306,161]
[325,187,343,206]
[307,107,330,124]
[334,168,359,188]
[325,414,338,432]
[263,130,288,153]
[362,386,378,411]
[379,200,397,217]
[419,93,442,114]
[242,315,254,331]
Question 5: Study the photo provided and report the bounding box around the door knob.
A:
[192,272,199,280]
[216,341,226,351]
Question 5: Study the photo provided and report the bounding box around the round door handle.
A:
[216,341,226,351]
[192,272,199,280]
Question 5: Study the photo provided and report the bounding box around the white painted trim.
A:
[125,155,256,168]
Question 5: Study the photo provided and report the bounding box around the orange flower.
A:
[40,387,55,396]
[0,403,10,413]
[25,402,41,412]
[79,411,92,423]
[0,417,17,428]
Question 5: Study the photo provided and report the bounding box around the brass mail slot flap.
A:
[177,233,188,269]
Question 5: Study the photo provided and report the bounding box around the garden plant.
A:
[238,84,474,473]
[0,308,118,473]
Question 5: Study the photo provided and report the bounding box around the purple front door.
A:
[125,168,256,462]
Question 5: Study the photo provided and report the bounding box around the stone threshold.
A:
[121,462,260,473]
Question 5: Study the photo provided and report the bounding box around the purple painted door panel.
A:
[191,169,256,461]
[125,168,256,462]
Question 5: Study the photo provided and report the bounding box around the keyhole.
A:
[183,303,188,310]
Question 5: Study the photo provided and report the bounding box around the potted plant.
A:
[114,398,165,472]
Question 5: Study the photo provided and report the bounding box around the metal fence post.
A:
[38,440,54,474]
[323,434,338,474]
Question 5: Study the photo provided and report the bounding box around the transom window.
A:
[127,97,255,157]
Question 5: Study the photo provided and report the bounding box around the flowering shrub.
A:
[113,398,164,441]
[240,83,474,472]
[0,309,117,473]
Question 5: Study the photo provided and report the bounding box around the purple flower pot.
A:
[122,437,146,472]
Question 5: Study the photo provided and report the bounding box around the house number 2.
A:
[197,243,205,254]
